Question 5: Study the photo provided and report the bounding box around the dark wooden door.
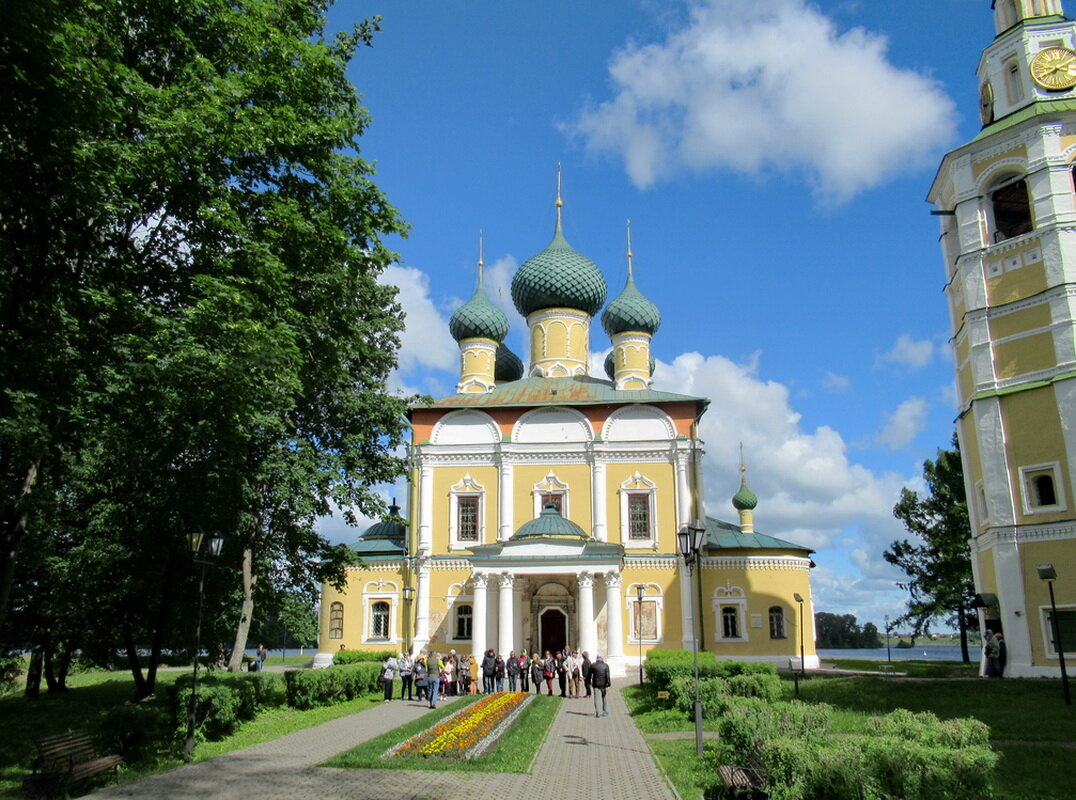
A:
[540,609,567,655]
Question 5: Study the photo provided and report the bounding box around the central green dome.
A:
[511,223,607,317]
[511,503,589,540]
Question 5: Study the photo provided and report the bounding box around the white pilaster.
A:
[488,579,500,650]
[418,464,434,554]
[675,453,691,528]
[471,573,488,659]
[679,560,696,649]
[592,460,607,541]
[415,560,431,651]
[578,572,596,656]
[513,580,525,653]
[605,572,624,658]
[499,573,515,656]
[499,459,513,541]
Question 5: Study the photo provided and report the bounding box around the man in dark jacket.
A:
[590,653,612,717]
[481,649,496,694]
[581,651,593,698]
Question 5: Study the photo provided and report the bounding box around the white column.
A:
[418,464,434,554]
[499,459,513,541]
[415,560,431,649]
[499,573,515,656]
[513,580,525,653]
[592,460,607,541]
[578,572,596,656]
[674,453,691,528]
[471,573,488,659]
[605,572,624,658]
[679,560,696,650]
[488,579,500,649]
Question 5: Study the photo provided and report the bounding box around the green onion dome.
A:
[494,343,524,382]
[362,502,407,540]
[449,280,509,343]
[511,222,607,317]
[601,273,661,336]
[511,503,589,540]
[603,350,657,381]
[732,475,758,511]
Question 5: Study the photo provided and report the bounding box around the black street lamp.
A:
[636,583,646,685]
[185,529,224,759]
[677,519,708,758]
[885,615,892,663]
[1038,564,1071,706]
[403,585,414,655]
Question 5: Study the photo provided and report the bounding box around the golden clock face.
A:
[980,81,995,125]
[1031,46,1076,91]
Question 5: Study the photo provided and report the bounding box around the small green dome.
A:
[362,502,408,540]
[495,344,524,382]
[511,223,607,317]
[603,350,657,381]
[602,274,661,336]
[732,477,758,511]
[511,503,589,540]
[449,281,509,343]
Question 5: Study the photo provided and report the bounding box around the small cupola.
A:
[993,0,1065,35]
[602,221,660,390]
[732,456,758,535]
[451,235,509,394]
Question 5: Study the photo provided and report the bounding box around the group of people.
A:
[380,646,614,717]
[984,630,1007,677]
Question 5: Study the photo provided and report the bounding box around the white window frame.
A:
[768,606,787,639]
[626,583,664,645]
[362,581,399,644]
[1040,604,1076,658]
[1019,462,1067,515]
[532,472,570,518]
[328,601,344,640]
[449,474,486,549]
[445,582,475,642]
[712,585,749,643]
[618,472,658,549]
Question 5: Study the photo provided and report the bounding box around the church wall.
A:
[605,461,677,550]
[989,302,1052,340]
[433,465,500,549]
[993,331,1057,379]
[512,463,593,530]
[986,261,1048,306]
[1021,538,1076,666]
[623,565,683,650]
[1001,387,1070,525]
[971,144,1028,181]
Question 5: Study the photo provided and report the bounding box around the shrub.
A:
[643,649,777,690]
[333,649,395,665]
[867,707,990,749]
[284,662,381,709]
[670,675,730,718]
[726,672,783,702]
[100,703,171,761]
[169,670,287,744]
[719,698,831,753]
[0,652,23,696]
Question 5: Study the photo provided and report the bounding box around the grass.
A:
[820,657,978,678]
[0,667,382,800]
[325,693,562,773]
[621,684,720,733]
[648,739,726,800]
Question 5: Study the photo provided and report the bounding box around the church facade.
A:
[319,188,818,674]
[929,0,1076,676]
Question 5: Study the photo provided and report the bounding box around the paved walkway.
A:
[92,679,676,800]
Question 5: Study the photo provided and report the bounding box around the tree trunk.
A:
[122,614,150,699]
[143,551,177,695]
[227,543,257,672]
[24,642,43,698]
[0,455,43,629]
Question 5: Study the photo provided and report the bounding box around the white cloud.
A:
[877,396,927,449]
[565,0,956,202]
[877,334,936,370]
[822,372,851,392]
[378,264,458,377]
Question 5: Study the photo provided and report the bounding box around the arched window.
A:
[722,607,740,639]
[329,602,344,639]
[769,606,786,639]
[990,176,1032,241]
[371,601,390,640]
[1020,463,1066,513]
[455,604,473,639]
[1004,0,1018,28]
[1034,474,1058,506]
[1006,61,1024,105]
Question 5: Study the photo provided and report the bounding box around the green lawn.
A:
[0,668,381,800]
[820,657,978,678]
[627,672,1076,800]
[325,693,562,773]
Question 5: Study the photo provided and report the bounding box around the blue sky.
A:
[317,0,999,630]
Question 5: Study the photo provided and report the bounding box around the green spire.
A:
[449,233,510,343]
[602,221,661,337]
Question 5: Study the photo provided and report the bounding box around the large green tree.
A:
[885,435,976,662]
[1,0,412,691]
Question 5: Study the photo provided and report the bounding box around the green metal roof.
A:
[349,538,406,556]
[973,98,1076,141]
[494,343,524,382]
[602,273,661,336]
[418,374,707,411]
[511,223,607,317]
[704,517,813,554]
[511,504,588,540]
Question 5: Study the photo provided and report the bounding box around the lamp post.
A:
[885,615,892,663]
[636,584,646,685]
[403,585,414,655]
[793,592,806,681]
[1037,564,1071,706]
[677,519,708,758]
[185,528,224,759]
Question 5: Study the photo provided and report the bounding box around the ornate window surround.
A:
[626,582,663,644]
[328,601,344,639]
[1019,462,1067,515]
[712,584,749,643]
[1040,603,1076,658]
[445,582,475,642]
[532,471,570,518]
[449,473,486,550]
[362,580,399,643]
[618,472,658,549]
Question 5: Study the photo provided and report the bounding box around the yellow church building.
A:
[930,0,1076,676]
[319,187,818,674]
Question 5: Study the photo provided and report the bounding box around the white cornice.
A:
[702,556,813,571]
[974,521,1076,549]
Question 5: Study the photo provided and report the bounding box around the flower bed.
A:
[385,692,533,759]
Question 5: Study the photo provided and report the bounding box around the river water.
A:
[818,645,972,662]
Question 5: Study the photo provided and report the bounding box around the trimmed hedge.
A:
[669,672,785,718]
[644,649,777,691]
[333,649,396,665]
[170,671,287,744]
[284,662,382,709]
